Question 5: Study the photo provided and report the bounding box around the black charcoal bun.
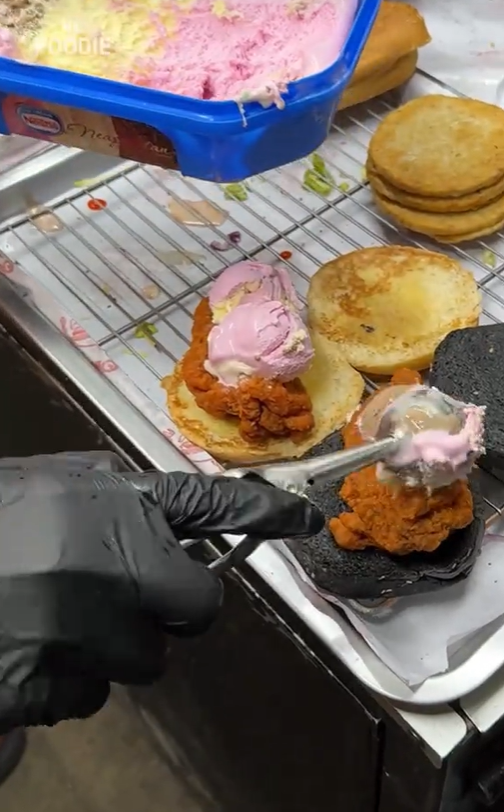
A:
[286,431,485,601]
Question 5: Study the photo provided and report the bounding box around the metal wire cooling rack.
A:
[1,69,504,522]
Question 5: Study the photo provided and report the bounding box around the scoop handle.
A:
[207,535,263,576]
[225,436,400,495]
[284,436,400,488]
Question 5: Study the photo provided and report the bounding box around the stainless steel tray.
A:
[2,68,504,708]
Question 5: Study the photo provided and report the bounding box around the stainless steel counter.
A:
[1,0,504,793]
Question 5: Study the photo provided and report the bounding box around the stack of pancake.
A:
[367,96,504,244]
[338,1,430,110]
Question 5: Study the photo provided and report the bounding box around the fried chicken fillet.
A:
[180,298,314,443]
[329,369,474,555]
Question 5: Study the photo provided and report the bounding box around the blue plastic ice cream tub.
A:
[0,0,379,182]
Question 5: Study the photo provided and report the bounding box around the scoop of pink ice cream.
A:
[209,261,302,322]
[205,300,314,385]
[378,403,486,490]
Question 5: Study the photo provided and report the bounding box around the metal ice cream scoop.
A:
[225,386,469,497]
[372,385,476,490]
[224,435,401,495]
[373,385,467,442]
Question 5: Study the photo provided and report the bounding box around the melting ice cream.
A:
[384,402,485,489]
[359,384,486,490]
[209,260,302,322]
[205,299,314,385]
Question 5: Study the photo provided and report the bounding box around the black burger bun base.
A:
[285,431,485,601]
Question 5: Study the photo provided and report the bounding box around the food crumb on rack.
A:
[302,153,335,196]
[31,210,64,233]
[223,183,248,202]
[142,283,160,300]
[210,239,231,252]
[303,169,333,196]
[168,198,227,226]
[210,231,242,252]
[482,249,497,269]
[74,173,112,188]
[158,249,205,267]
[87,198,107,211]
[134,321,158,343]
[311,153,329,176]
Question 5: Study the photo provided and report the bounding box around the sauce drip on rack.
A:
[32,212,64,233]
[158,250,205,266]
[87,198,107,211]
[168,199,227,226]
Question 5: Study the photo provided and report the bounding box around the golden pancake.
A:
[307,246,480,374]
[433,219,504,244]
[373,188,504,238]
[367,157,504,213]
[339,51,418,111]
[368,96,504,197]
[345,1,430,86]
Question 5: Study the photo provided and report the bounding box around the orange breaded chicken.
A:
[181,298,314,443]
[330,369,474,555]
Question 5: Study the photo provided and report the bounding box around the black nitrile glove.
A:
[0,452,323,733]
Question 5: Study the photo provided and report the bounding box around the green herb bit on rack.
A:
[303,169,333,196]
[223,183,248,202]
[312,153,334,180]
[482,249,497,269]
[134,322,158,343]
[125,349,148,359]
[303,153,335,196]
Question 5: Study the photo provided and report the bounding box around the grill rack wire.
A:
[1,69,504,523]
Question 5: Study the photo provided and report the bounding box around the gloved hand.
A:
[0,451,323,733]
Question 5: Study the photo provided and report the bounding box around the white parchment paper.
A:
[275,535,504,686]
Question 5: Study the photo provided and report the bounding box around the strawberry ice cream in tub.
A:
[0,0,379,181]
